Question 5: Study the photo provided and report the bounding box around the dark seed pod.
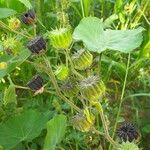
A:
[117,122,139,142]
[27,36,46,54]
[21,9,36,25]
[27,75,44,92]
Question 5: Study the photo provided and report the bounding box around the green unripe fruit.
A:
[80,76,105,102]
[72,108,95,132]
[119,142,139,150]
[2,36,22,55]
[49,27,72,49]
[55,65,69,80]
[72,49,93,70]
[61,79,79,98]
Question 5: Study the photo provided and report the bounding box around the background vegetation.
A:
[0,0,150,150]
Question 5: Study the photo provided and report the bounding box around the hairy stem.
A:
[43,56,82,113]
[93,102,120,149]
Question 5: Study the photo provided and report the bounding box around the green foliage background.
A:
[0,0,150,150]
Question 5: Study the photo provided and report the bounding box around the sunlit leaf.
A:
[3,83,17,106]
[73,17,144,53]
[17,0,32,9]
[43,115,67,150]
[0,110,49,150]
[0,8,17,19]
[0,49,31,78]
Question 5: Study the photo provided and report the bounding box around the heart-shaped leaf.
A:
[73,17,144,53]
[43,115,67,150]
[0,110,49,150]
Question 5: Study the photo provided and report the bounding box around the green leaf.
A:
[0,8,17,19]
[0,49,31,78]
[43,115,67,150]
[73,17,144,53]
[142,124,150,133]
[0,110,49,150]
[17,0,32,9]
[3,83,17,106]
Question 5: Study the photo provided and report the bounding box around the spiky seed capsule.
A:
[80,76,105,102]
[72,109,95,132]
[49,27,72,49]
[61,79,79,97]
[27,75,44,94]
[0,62,7,69]
[8,17,20,30]
[2,36,22,55]
[72,49,93,70]
[119,141,139,150]
[27,36,46,54]
[21,9,36,25]
[117,122,139,142]
[55,65,70,80]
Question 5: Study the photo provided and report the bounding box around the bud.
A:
[61,79,79,97]
[27,36,46,54]
[2,36,22,55]
[21,9,36,25]
[8,17,20,30]
[80,76,105,102]
[27,75,44,95]
[49,27,72,49]
[117,122,139,143]
[119,142,139,150]
[0,62,7,69]
[72,108,95,132]
[72,49,93,70]
[55,65,70,80]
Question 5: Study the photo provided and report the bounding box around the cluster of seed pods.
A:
[22,9,139,144]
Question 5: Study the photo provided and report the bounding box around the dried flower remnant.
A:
[117,122,139,142]
[27,36,46,54]
[27,75,44,95]
[21,9,36,25]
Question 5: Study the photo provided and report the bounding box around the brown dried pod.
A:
[27,36,46,54]
[27,75,44,94]
[21,9,36,25]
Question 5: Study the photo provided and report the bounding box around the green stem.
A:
[26,59,81,112]
[98,53,102,77]
[33,24,36,37]
[42,56,82,113]
[65,50,84,79]
[109,53,131,150]
[0,21,32,39]
[80,0,85,18]
[93,102,120,149]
